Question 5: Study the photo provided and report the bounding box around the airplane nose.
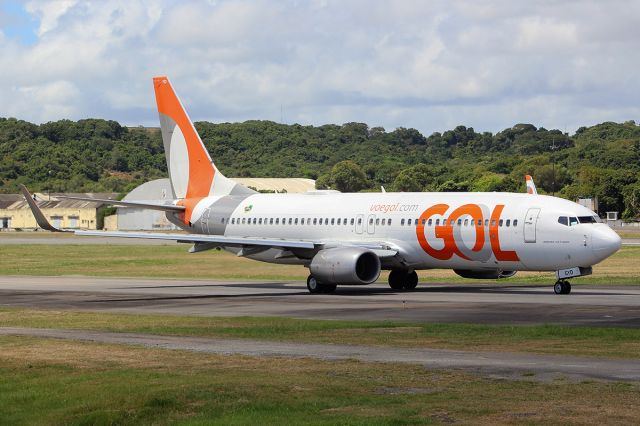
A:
[592,226,622,259]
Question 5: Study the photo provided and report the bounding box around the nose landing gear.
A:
[553,280,571,295]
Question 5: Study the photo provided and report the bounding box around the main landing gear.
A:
[388,270,419,291]
[306,275,337,294]
[554,279,572,295]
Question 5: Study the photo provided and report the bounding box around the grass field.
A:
[0,243,639,284]
[615,229,640,239]
[1,236,639,424]
[2,309,640,359]
[1,335,639,425]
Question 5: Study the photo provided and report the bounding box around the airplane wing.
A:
[73,231,399,258]
[56,195,185,212]
[21,184,398,258]
[75,229,316,249]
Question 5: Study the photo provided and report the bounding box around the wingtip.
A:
[19,184,65,232]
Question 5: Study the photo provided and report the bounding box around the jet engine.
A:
[453,269,517,279]
[309,247,381,285]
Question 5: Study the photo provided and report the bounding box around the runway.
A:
[1,276,640,326]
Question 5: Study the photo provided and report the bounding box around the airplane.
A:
[21,76,622,295]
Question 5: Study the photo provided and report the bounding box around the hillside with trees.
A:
[0,117,639,219]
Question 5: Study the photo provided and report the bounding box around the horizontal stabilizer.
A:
[58,196,185,212]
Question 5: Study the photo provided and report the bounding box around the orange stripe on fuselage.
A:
[154,77,214,224]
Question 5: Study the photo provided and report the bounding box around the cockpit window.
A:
[578,216,598,224]
[558,216,568,226]
[569,217,579,226]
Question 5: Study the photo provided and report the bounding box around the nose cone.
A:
[592,226,622,261]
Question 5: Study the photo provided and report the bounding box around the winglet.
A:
[525,175,538,195]
[19,185,66,232]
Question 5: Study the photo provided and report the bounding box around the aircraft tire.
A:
[554,281,563,294]
[554,280,571,295]
[307,275,322,294]
[321,284,337,294]
[404,271,419,290]
[388,270,406,290]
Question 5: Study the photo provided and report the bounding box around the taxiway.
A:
[1,276,639,326]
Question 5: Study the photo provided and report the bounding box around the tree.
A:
[623,182,640,219]
[437,180,469,192]
[330,161,369,192]
[391,164,434,192]
[391,171,421,192]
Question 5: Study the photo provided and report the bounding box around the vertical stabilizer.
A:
[525,175,538,195]
[152,76,253,224]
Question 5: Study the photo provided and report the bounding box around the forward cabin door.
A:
[524,208,540,243]
[367,214,376,234]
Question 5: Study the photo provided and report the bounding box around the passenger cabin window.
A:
[506,219,511,227]
[513,219,518,227]
[401,219,405,225]
[350,218,355,225]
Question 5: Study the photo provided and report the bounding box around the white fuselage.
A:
[189,191,621,272]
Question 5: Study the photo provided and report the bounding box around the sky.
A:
[1,0,639,136]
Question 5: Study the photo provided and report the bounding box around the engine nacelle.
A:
[309,247,381,285]
[453,269,517,279]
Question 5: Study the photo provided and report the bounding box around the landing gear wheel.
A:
[307,275,321,294]
[554,280,571,295]
[321,284,337,294]
[306,275,337,294]
[388,270,405,290]
[388,270,419,291]
[563,281,571,294]
[404,271,419,290]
